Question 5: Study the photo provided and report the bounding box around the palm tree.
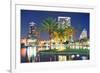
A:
[41,17,57,50]
[65,26,74,40]
[56,27,65,51]
[64,26,75,49]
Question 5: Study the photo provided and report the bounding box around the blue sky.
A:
[21,10,89,40]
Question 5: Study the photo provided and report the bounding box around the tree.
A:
[56,27,65,51]
[41,17,57,50]
[64,26,74,41]
[64,26,75,49]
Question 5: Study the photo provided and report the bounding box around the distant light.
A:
[71,55,75,58]
[21,48,27,57]
[76,54,80,57]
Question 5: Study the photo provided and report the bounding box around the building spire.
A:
[29,22,35,26]
[79,28,87,40]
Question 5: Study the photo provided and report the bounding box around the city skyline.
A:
[21,10,90,40]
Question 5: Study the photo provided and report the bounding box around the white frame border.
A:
[11,1,96,73]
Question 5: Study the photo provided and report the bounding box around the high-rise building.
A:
[27,22,37,46]
[26,22,38,62]
[28,22,37,39]
[58,16,71,29]
[79,28,87,40]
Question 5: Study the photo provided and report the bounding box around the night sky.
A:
[21,10,90,40]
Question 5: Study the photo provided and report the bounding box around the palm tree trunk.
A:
[60,39,63,51]
[49,33,52,50]
[50,38,52,50]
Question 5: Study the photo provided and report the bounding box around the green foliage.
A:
[41,17,57,33]
[39,48,89,55]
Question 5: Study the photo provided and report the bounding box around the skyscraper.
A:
[79,28,87,40]
[27,21,38,46]
[58,16,71,29]
[28,22,37,39]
